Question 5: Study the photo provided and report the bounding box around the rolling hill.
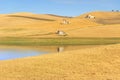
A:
[78,11,120,24]
[0,12,120,38]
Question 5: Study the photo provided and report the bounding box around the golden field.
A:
[0,44,120,80]
[0,11,120,38]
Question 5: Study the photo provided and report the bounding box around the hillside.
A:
[77,11,120,24]
[0,12,120,38]
[0,12,100,38]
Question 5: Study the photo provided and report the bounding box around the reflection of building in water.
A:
[57,46,64,53]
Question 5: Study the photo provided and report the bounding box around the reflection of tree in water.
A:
[57,46,64,53]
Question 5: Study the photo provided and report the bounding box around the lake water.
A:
[0,49,48,60]
[0,45,100,60]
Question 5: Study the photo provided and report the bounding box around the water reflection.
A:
[0,45,100,60]
[57,46,64,53]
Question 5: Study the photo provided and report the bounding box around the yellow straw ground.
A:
[0,44,120,80]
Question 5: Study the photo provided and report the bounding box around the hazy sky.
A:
[0,0,119,16]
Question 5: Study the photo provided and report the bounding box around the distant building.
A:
[61,19,70,24]
[85,15,95,19]
[56,30,67,36]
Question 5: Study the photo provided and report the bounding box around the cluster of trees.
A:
[112,10,119,12]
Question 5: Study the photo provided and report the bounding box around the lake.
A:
[0,45,101,60]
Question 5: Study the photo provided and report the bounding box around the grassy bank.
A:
[0,37,120,46]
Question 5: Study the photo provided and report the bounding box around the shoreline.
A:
[0,37,120,46]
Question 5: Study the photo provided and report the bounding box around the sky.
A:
[0,0,119,16]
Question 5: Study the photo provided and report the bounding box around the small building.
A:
[61,19,70,24]
[56,30,67,36]
[85,14,95,19]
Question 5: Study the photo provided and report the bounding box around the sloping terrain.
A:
[67,24,120,38]
[78,11,120,24]
[0,12,120,38]
[0,12,100,38]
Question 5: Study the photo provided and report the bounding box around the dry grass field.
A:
[0,44,120,80]
[0,11,120,38]
[78,11,120,24]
